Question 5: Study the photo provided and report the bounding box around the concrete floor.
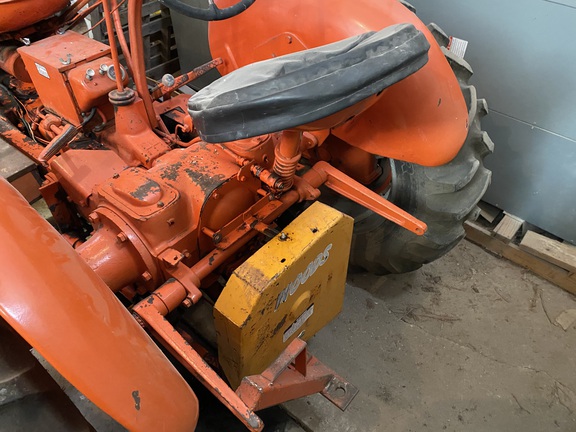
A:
[54,239,576,431]
[284,240,576,432]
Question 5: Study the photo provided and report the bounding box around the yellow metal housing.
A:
[214,202,354,387]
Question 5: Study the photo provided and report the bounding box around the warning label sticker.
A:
[35,63,50,79]
[448,37,469,59]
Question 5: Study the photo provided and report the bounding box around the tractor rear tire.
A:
[344,24,494,274]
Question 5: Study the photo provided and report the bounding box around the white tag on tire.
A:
[448,36,468,59]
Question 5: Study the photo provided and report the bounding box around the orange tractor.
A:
[0,0,493,430]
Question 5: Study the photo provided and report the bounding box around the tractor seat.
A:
[188,23,430,143]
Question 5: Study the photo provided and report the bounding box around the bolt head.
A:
[116,232,128,243]
[280,232,288,241]
[141,271,152,282]
[88,212,99,224]
[182,298,193,308]
[161,74,175,87]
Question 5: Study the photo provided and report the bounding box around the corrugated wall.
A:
[409,0,576,243]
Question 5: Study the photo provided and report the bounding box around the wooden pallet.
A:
[465,220,576,296]
[89,0,180,80]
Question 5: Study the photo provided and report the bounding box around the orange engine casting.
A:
[0,0,490,429]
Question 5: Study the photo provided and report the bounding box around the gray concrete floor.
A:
[284,240,576,431]
[53,239,576,431]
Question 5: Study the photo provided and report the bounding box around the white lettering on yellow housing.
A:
[275,243,332,311]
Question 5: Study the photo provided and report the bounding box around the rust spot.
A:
[132,390,141,411]
[159,161,182,181]
[184,167,226,195]
[130,180,161,200]
[272,315,287,335]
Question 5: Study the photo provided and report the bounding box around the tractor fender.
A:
[0,178,199,432]
[207,0,468,167]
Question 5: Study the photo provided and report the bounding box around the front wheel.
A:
[344,24,494,274]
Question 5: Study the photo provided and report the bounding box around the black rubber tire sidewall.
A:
[344,23,494,275]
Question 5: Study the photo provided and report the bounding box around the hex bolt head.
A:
[280,232,288,241]
[116,232,128,243]
[161,74,176,87]
[157,201,165,208]
[141,271,152,282]
[182,298,193,308]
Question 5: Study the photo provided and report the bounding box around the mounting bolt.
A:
[213,233,222,244]
[116,232,128,243]
[161,73,175,87]
[182,298,193,308]
[157,201,165,208]
[141,271,152,282]
[280,232,288,241]
[88,212,99,224]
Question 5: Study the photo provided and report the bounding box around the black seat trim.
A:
[188,23,430,143]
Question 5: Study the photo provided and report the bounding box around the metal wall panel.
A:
[409,0,576,243]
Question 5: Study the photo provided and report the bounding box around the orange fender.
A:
[208,0,468,166]
[0,177,198,431]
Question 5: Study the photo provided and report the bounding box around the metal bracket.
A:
[236,338,359,413]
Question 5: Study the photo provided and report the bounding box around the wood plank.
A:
[464,221,576,296]
[493,212,524,243]
[520,230,576,274]
[478,201,501,223]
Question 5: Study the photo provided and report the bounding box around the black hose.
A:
[160,0,255,21]
[81,107,97,126]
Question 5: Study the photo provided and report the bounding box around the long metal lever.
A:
[307,161,427,236]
